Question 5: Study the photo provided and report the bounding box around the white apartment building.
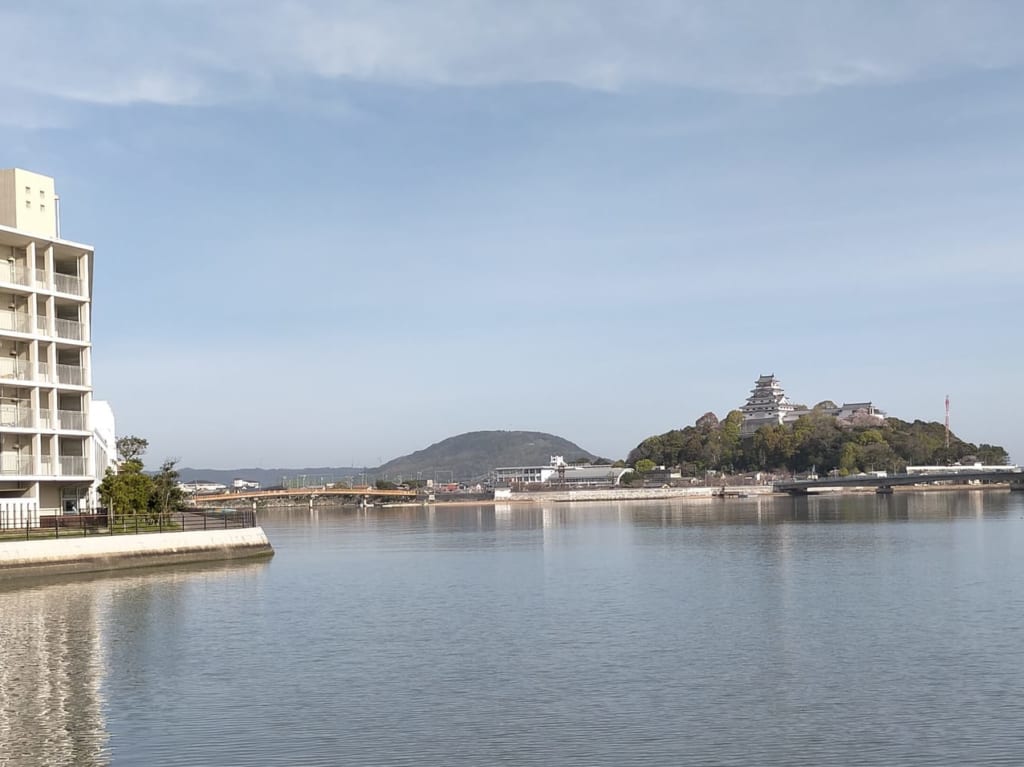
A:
[0,168,97,524]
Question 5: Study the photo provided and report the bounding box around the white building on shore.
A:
[0,168,99,524]
[492,456,629,488]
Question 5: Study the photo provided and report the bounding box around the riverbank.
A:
[0,527,274,579]
[414,482,1017,506]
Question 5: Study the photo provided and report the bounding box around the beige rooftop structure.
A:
[0,168,96,526]
[0,168,58,239]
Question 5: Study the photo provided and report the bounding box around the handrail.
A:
[0,508,259,540]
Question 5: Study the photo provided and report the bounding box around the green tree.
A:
[98,459,153,523]
[976,444,1010,465]
[634,458,657,474]
[116,435,149,462]
[839,443,861,475]
[719,410,744,466]
[150,458,185,521]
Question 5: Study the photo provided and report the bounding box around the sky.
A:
[2,0,1022,468]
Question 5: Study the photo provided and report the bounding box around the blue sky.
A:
[2,1,1022,468]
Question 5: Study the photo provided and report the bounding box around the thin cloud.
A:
[1,0,1022,110]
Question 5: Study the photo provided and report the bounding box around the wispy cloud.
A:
[2,0,1021,109]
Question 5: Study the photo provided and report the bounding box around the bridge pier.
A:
[1011,480,1024,492]
[876,485,894,495]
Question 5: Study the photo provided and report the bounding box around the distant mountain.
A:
[177,431,599,487]
[377,430,598,481]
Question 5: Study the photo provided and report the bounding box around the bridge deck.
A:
[775,470,1022,493]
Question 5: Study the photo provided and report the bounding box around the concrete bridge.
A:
[775,470,1024,495]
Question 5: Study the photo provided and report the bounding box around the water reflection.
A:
[0,582,107,767]
[260,491,1018,539]
[0,560,269,767]
[3,493,1023,766]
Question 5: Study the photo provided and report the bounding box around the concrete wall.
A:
[517,486,776,503]
[0,527,273,579]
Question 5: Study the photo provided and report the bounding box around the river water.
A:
[2,491,1024,766]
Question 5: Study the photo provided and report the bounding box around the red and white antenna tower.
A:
[944,394,950,449]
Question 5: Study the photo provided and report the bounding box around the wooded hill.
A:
[377,430,599,481]
[627,409,1009,476]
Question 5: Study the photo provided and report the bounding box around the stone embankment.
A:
[515,486,776,503]
[0,527,273,579]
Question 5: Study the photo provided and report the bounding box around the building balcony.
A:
[0,309,32,334]
[39,409,55,429]
[54,273,84,296]
[0,357,32,381]
[58,409,87,431]
[60,455,87,476]
[1,264,31,287]
[0,404,33,428]
[0,455,88,476]
[56,364,86,386]
[0,454,32,475]
[0,267,86,297]
[55,317,86,342]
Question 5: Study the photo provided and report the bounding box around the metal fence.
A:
[0,508,258,542]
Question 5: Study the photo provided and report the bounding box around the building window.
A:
[25,186,30,195]
[40,190,45,200]
[40,203,45,213]
[25,200,31,209]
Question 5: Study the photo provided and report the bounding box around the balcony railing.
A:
[0,309,32,334]
[36,315,49,334]
[57,364,86,386]
[58,410,88,430]
[1,455,33,475]
[2,265,30,286]
[0,405,34,428]
[38,409,55,429]
[0,358,31,381]
[55,318,85,341]
[54,273,84,296]
[35,268,49,289]
[37,360,51,381]
[38,456,55,476]
[60,456,87,476]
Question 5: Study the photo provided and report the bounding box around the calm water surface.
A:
[3,491,1024,766]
